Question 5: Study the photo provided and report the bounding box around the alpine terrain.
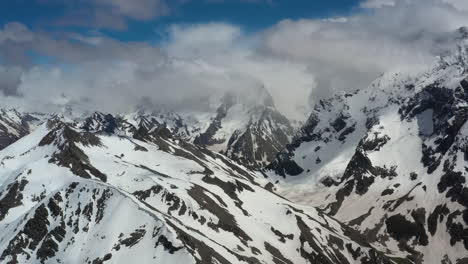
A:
[79,86,295,170]
[267,29,468,263]
[2,12,468,264]
[0,113,400,263]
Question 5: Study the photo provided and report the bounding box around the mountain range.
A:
[2,29,468,264]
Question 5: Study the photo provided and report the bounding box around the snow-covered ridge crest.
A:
[0,114,404,264]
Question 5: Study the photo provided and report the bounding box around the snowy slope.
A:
[267,30,468,263]
[0,117,403,264]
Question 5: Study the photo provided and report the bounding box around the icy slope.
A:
[0,118,401,264]
[267,33,468,263]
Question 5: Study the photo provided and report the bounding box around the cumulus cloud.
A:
[162,23,315,119]
[0,22,314,119]
[0,66,23,96]
[2,0,468,121]
[0,22,34,43]
[362,0,468,11]
[164,24,244,58]
[261,0,468,99]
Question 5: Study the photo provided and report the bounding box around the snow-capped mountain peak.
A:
[266,35,468,263]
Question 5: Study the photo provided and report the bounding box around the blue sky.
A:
[0,0,363,42]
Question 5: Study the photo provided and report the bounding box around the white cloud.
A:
[0,23,315,120]
[164,23,244,59]
[2,0,468,121]
[362,0,468,11]
[261,0,468,97]
[0,22,34,43]
[360,0,396,8]
[162,23,315,119]
[0,66,23,96]
[442,0,468,11]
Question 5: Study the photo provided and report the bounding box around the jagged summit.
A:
[0,83,294,170]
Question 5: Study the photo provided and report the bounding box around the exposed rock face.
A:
[214,104,294,169]
[0,109,44,150]
[189,92,295,169]
[0,116,399,264]
[80,112,119,134]
[266,35,468,263]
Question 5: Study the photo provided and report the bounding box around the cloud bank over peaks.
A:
[2,0,468,121]
[0,22,316,120]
